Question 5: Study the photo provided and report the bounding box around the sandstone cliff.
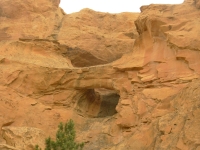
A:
[0,0,200,150]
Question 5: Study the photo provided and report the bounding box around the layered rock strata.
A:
[0,0,200,150]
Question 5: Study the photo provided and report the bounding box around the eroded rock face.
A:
[0,144,20,150]
[0,0,200,150]
[196,0,200,8]
[0,0,62,40]
[0,0,139,67]
[2,127,45,150]
[54,9,139,66]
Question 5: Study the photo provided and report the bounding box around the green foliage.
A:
[35,145,42,150]
[35,119,84,150]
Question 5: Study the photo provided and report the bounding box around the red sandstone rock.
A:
[2,127,45,150]
[0,0,200,150]
[0,0,62,40]
[0,144,20,150]
[55,9,139,67]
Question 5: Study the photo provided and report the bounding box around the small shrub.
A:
[35,119,84,150]
[35,145,42,150]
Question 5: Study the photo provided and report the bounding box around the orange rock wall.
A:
[0,0,200,150]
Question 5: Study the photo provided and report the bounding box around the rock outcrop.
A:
[2,127,45,150]
[0,144,20,150]
[0,0,200,150]
[55,9,139,66]
[0,0,62,40]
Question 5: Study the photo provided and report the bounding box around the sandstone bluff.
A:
[0,0,200,149]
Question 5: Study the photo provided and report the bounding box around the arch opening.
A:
[75,88,120,118]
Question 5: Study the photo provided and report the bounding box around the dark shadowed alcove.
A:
[75,88,120,118]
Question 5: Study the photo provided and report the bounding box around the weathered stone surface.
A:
[0,40,72,68]
[196,0,200,8]
[2,127,45,150]
[0,0,139,67]
[55,9,139,66]
[0,0,200,150]
[0,0,62,40]
[0,144,20,150]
